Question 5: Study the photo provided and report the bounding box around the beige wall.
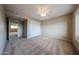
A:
[0,5,6,54]
[73,5,79,51]
[42,14,73,41]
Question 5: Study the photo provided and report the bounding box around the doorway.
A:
[9,20,18,40]
[6,17,27,40]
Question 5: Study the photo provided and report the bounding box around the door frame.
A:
[6,17,9,40]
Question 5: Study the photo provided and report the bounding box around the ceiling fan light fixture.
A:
[40,8,47,17]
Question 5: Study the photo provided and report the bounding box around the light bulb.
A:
[11,25,15,29]
[40,13,46,16]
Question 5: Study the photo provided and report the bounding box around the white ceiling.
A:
[4,4,75,20]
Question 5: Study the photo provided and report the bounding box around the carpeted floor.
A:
[2,35,78,55]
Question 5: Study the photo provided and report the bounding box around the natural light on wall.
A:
[11,25,18,29]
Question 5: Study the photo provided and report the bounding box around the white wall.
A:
[0,5,6,54]
[76,15,79,37]
[9,32,17,36]
[17,21,23,37]
[42,14,72,40]
[28,19,41,39]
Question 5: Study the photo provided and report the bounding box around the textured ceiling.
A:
[4,4,75,20]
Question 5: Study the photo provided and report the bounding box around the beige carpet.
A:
[3,36,78,55]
